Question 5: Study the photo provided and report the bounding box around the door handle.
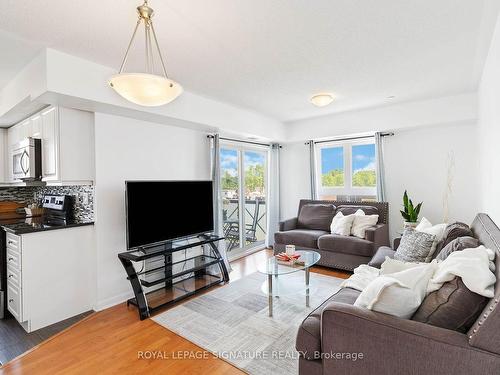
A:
[8,274,13,278]
[8,257,14,261]
[20,150,29,174]
[9,299,13,303]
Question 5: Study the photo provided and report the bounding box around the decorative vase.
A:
[403,221,419,229]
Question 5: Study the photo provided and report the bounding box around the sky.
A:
[220,149,265,177]
[321,144,375,174]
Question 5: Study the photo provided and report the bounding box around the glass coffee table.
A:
[257,250,321,317]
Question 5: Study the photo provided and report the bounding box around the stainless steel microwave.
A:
[12,137,42,181]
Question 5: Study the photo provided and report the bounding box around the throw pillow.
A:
[435,236,480,261]
[394,228,436,263]
[412,277,488,333]
[441,222,473,248]
[330,211,355,236]
[297,204,336,231]
[415,217,447,261]
[354,262,437,319]
[351,209,379,238]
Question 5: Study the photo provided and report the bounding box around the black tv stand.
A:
[118,234,229,320]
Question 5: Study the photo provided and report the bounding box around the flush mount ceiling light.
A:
[310,93,335,107]
[109,1,182,106]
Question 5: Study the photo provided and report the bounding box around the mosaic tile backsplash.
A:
[0,185,94,221]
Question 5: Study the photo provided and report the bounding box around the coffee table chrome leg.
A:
[305,267,310,307]
[268,274,273,317]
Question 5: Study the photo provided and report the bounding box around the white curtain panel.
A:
[375,132,387,202]
[309,140,318,199]
[209,134,232,272]
[266,144,281,248]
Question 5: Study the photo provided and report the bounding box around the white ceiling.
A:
[0,0,497,122]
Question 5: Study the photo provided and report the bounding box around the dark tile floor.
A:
[0,310,93,365]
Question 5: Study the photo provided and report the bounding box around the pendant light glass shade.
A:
[109,1,182,106]
[109,73,183,106]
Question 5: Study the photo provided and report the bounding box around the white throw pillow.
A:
[330,212,355,236]
[415,217,447,261]
[354,262,437,319]
[351,209,379,238]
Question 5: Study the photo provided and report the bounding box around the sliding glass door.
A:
[220,144,268,258]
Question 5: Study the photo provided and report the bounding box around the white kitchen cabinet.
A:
[40,106,59,180]
[5,105,94,184]
[5,226,94,332]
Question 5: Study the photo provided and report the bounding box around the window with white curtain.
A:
[315,139,377,201]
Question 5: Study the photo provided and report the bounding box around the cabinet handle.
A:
[8,257,14,261]
[9,299,13,303]
[8,241,14,245]
[8,274,13,278]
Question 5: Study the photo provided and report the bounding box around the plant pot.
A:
[403,221,419,229]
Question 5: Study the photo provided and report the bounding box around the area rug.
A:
[152,271,343,374]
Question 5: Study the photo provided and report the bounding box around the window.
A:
[316,140,377,201]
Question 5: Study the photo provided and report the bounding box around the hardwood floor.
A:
[0,311,93,366]
[0,249,350,374]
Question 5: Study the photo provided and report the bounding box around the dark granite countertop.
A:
[0,216,94,235]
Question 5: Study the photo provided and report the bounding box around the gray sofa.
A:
[297,213,500,375]
[274,200,390,271]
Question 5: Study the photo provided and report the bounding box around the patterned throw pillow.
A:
[394,228,436,263]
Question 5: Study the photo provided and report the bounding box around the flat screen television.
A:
[125,180,214,249]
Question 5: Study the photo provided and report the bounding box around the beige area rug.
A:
[152,271,343,374]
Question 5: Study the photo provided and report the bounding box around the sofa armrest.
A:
[367,246,395,268]
[364,224,390,250]
[321,303,500,374]
[279,217,298,231]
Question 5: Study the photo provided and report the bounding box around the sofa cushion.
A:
[274,229,328,249]
[436,236,480,261]
[318,234,374,257]
[336,205,379,219]
[368,246,396,268]
[296,287,360,359]
[412,277,488,333]
[297,204,336,231]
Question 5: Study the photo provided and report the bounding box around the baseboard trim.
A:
[95,290,134,311]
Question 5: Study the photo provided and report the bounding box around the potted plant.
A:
[400,190,422,229]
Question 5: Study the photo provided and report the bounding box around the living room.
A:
[0,1,499,374]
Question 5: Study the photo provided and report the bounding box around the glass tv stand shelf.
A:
[118,234,229,320]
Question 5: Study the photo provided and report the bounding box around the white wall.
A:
[384,122,479,239]
[93,113,210,310]
[279,142,310,219]
[279,121,479,240]
[478,12,500,224]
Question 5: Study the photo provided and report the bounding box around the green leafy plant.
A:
[400,190,422,223]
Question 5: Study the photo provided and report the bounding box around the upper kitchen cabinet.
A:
[6,106,95,185]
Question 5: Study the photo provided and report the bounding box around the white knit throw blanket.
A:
[341,245,496,298]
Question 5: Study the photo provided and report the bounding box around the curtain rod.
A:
[207,134,273,147]
[309,132,394,145]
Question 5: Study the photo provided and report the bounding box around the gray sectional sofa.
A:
[274,199,390,271]
[297,213,500,375]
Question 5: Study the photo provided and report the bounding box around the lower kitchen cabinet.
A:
[5,226,94,332]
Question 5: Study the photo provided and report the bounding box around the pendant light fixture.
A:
[109,1,182,106]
